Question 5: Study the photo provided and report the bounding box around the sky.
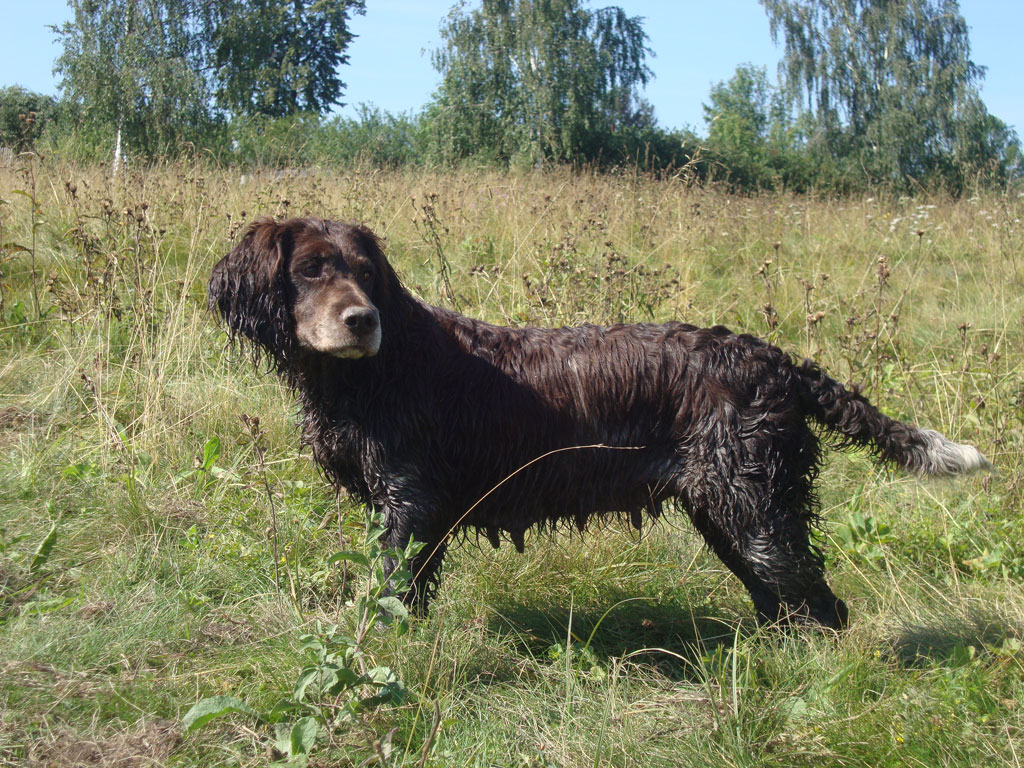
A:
[2,0,1021,136]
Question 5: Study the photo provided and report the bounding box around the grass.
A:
[1,154,1022,766]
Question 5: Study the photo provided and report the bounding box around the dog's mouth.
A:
[318,322,382,359]
[295,324,381,359]
[329,343,378,359]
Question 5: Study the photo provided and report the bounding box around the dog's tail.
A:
[795,360,990,477]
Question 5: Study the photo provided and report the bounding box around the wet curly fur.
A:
[209,217,989,629]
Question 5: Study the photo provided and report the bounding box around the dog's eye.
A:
[300,262,322,279]
[360,269,372,282]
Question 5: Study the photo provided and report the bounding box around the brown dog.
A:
[209,217,989,628]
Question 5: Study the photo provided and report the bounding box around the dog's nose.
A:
[342,306,378,335]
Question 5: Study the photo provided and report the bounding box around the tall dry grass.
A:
[0,156,1022,766]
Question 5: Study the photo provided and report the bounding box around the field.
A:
[1,156,1022,767]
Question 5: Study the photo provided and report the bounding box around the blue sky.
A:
[2,0,1021,135]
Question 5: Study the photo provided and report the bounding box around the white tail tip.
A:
[918,429,992,476]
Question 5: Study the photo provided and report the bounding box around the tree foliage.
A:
[54,0,211,156]
[760,0,1021,190]
[0,87,58,151]
[208,0,366,118]
[42,0,1020,192]
[704,65,776,154]
[428,0,653,164]
[703,64,778,188]
[701,64,824,191]
[53,0,366,157]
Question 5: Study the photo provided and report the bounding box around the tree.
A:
[704,64,774,151]
[208,0,366,118]
[53,0,366,161]
[0,87,57,151]
[760,0,1021,190]
[427,0,653,164]
[54,0,211,160]
[702,64,821,190]
[702,64,776,188]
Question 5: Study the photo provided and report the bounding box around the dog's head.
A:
[209,218,399,363]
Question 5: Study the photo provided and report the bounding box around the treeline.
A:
[2,0,1021,195]
[9,85,1018,197]
[2,90,701,174]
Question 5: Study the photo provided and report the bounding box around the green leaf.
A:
[201,436,221,471]
[780,695,809,723]
[182,695,259,731]
[266,698,317,724]
[209,466,240,481]
[30,523,58,573]
[289,717,318,756]
[366,666,397,685]
[273,723,293,755]
[364,525,387,546]
[326,550,368,567]
[967,546,1005,573]
[358,678,407,709]
[948,643,978,668]
[376,596,408,621]
[388,567,414,583]
[292,666,320,702]
[323,666,360,696]
[62,462,98,480]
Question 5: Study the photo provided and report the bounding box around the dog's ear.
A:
[352,224,402,305]
[209,218,297,362]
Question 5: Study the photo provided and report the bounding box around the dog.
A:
[209,217,989,629]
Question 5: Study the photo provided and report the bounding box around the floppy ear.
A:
[209,218,296,363]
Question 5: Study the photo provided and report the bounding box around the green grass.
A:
[1,157,1022,766]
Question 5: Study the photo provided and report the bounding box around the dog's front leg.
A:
[379,491,448,615]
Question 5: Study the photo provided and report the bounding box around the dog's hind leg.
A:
[677,402,849,628]
[678,437,848,630]
[381,532,447,614]
[684,511,785,621]
[740,520,847,629]
[404,540,447,614]
[687,499,847,629]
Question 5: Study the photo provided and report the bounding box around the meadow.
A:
[1,155,1022,766]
